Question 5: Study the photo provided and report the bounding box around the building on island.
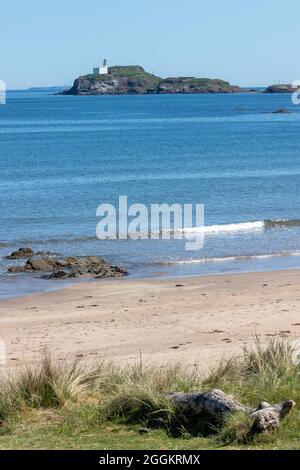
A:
[93,60,108,75]
[100,59,108,75]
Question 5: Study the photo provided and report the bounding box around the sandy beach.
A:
[0,269,299,373]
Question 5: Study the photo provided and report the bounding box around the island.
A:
[264,84,295,93]
[62,65,241,95]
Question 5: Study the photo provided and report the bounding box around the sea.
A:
[0,89,300,298]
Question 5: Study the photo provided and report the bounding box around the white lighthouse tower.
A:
[100,59,108,75]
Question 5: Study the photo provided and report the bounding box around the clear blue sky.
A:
[1,0,299,89]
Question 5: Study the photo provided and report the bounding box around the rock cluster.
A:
[7,247,34,259]
[7,249,127,280]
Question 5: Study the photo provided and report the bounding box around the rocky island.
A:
[264,84,295,93]
[62,65,241,95]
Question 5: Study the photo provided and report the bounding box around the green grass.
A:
[0,338,299,450]
[109,65,153,77]
[161,77,232,89]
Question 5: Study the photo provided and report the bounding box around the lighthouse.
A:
[100,59,108,75]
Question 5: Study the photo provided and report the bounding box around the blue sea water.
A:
[0,90,300,298]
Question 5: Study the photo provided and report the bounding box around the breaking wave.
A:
[159,251,300,266]
[177,220,264,234]
[1,219,300,249]
[160,219,300,235]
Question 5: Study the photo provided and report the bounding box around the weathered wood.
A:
[168,389,295,434]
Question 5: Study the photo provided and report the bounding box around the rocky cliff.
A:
[62,65,241,95]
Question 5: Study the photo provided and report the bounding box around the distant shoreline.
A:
[6,85,287,94]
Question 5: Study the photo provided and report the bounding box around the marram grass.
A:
[0,337,299,449]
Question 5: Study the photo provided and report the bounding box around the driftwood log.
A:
[168,389,295,434]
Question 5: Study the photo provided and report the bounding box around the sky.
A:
[1,0,300,89]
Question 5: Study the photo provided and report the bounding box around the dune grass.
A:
[0,337,299,449]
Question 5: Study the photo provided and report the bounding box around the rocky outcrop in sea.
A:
[264,84,295,93]
[7,248,127,280]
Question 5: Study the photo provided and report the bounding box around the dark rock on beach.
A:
[25,257,60,272]
[46,270,69,279]
[7,247,57,260]
[8,265,28,274]
[43,256,127,280]
[7,250,128,280]
[6,247,34,259]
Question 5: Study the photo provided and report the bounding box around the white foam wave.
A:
[181,221,264,234]
[161,251,300,266]
[155,221,265,237]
